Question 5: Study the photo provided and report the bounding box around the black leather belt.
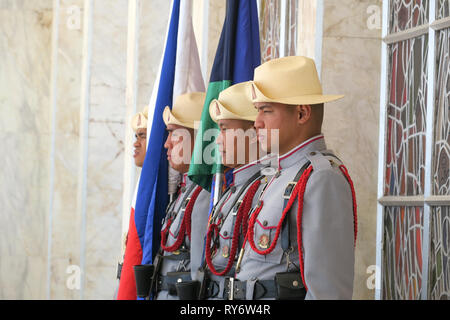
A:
[202,279,221,299]
[157,272,192,296]
[223,278,277,300]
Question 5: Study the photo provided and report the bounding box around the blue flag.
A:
[135,0,181,268]
[188,0,261,190]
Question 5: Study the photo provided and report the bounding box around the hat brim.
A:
[209,99,257,123]
[251,82,344,105]
[163,106,195,129]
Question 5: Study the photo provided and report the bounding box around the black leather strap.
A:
[223,278,277,300]
[280,161,311,252]
[157,272,192,295]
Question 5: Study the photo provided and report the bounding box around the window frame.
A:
[376,0,450,300]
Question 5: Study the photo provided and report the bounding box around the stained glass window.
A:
[259,0,281,63]
[390,0,429,34]
[385,35,428,196]
[383,206,424,300]
[433,28,450,196]
[428,206,450,299]
[437,0,450,19]
[258,0,298,63]
[284,0,298,57]
[380,0,450,301]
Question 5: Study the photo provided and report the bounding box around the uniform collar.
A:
[278,134,326,170]
[181,173,194,189]
[232,160,262,186]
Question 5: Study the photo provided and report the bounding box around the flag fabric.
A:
[117,0,204,300]
[116,178,141,300]
[188,0,261,191]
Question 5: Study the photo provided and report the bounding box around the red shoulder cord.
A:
[160,186,203,253]
[247,165,357,292]
[205,179,261,276]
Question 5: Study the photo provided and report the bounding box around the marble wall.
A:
[320,0,382,300]
[0,0,172,300]
[0,0,382,300]
[0,0,53,299]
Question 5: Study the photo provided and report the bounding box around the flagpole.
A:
[213,173,223,205]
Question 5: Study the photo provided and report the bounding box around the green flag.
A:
[188,0,261,191]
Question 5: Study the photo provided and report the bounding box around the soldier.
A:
[116,106,149,300]
[228,56,358,300]
[197,82,264,300]
[152,92,211,300]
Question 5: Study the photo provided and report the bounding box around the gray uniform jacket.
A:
[156,174,211,300]
[206,161,264,299]
[236,135,355,300]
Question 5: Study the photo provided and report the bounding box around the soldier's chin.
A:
[169,158,189,173]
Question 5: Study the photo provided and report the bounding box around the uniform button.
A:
[177,278,183,283]
[310,152,316,156]
[293,280,299,287]
[263,220,268,227]
[223,231,228,237]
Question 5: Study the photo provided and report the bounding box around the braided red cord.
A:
[160,186,202,252]
[295,166,314,291]
[247,178,304,256]
[185,186,203,241]
[205,180,261,276]
[246,164,357,293]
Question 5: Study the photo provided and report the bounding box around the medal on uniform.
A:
[222,245,230,258]
[258,234,270,249]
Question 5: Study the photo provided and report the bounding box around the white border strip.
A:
[121,0,140,259]
[47,0,60,300]
[78,0,93,300]
[314,0,324,78]
[421,0,437,300]
[375,0,390,301]
[201,0,209,86]
[279,0,287,58]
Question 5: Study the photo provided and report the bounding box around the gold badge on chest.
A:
[258,234,270,249]
[222,245,230,258]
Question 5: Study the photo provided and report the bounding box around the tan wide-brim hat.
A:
[251,56,344,105]
[131,106,149,132]
[209,81,257,123]
[163,92,206,129]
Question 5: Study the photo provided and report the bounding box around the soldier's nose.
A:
[254,114,265,130]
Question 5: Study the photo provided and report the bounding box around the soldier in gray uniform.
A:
[197,82,265,299]
[227,56,357,300]
[153,92,211,300]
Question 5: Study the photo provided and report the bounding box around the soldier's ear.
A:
[296,105,312,124]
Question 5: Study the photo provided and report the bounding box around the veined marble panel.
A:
[0,0,53,299]
[83,0,128,300]
[321,0,382,300]
[137,0,171,109]
[49,0,84,300]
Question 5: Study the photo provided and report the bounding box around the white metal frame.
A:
[376,0,450,300]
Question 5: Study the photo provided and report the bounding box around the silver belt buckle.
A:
[283,182,297,199]
[229,277,235,300]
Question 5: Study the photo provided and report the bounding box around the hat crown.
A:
[209,82,258,123]
[218,82,256,117]
[163,92,206,129]
[131,106,149,131]
[172,92,206,123]
[254,56,323,100]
